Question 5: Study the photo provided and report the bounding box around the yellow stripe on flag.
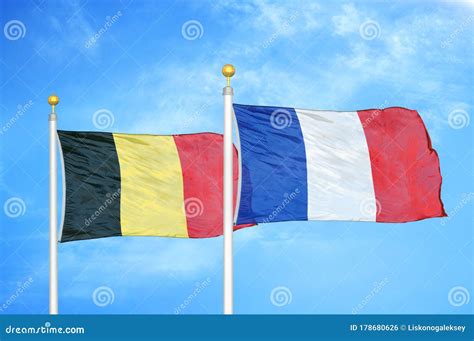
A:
[112,133,188,237]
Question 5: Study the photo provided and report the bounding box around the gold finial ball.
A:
[48,94,59,106]
[222,64,235,78]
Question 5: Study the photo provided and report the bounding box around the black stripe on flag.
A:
[58,131,122,242]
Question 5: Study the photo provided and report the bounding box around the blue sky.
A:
[0,0,473,314]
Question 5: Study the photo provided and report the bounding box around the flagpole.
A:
[48,94,59,314]
[222,64,235,314]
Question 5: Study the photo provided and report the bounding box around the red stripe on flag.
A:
[357,107,446,222]
[174,133,252,238]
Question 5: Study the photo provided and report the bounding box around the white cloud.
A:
[332,3,362,36]
[213,0,321,37]
[122,62,223,135]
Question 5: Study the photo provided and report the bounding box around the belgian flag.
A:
[58,131,250,242]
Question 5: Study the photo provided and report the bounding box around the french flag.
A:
[234,104,446,225]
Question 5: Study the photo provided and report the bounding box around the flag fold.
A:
[233,104,446,225]
[58,131,250,242]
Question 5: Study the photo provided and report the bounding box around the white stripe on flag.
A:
[295,109,376,221]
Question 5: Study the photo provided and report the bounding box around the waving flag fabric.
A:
[233,104,446,225]
[58,131,250,242]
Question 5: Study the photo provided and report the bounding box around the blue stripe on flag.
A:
[234,104,308,224]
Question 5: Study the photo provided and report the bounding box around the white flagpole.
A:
[48,94,59,314]
[222,64,235,314]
